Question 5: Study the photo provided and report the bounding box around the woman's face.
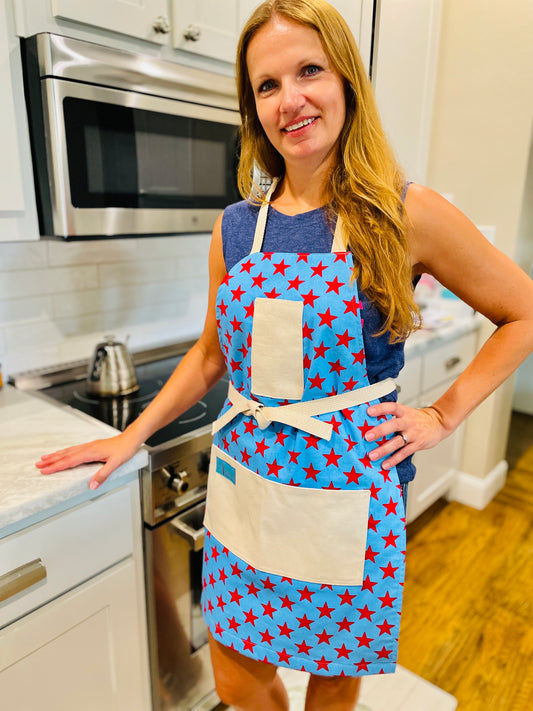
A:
[246,17,346,174]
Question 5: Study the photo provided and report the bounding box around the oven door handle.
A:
[170,517,205,552]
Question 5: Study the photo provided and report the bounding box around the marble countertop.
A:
[0,386,148,540]
[405,311,482,357]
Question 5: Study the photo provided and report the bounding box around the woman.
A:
[37,1,533,709]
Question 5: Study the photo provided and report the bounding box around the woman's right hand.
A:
[35,431,142,490]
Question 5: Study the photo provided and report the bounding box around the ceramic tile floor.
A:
[228,666,457,711]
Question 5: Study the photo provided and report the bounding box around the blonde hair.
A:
[236,0,421,342]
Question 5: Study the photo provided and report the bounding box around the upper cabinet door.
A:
[171,0,239,63]
[52,0,171,44]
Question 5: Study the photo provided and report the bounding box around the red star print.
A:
[216,595,227,611]
[325,415,341,433]
[261,253,273,260]
[303,353,312,370]
[378,591,396,608]
[297,586,315,602]
[244,302,255,318]
[261,601,277,618]
[317,602,335,618]
[343,376,359,390]
[242,636,256,652]
[278,622,293,638]
[337,617,354,632]
[352,349,365,365]
[211,547,220,562]
[357,420,373,438]
[380,562,399,579]
[357,604,375,621]
[243,419,257,435]
[255,438,269,456]
[368,514,381,532]
[240,259,253,273]
[208,573,215,586]
[218,300,228,316]
[382,530,400,548]
[302,290,319,307]
[266,460,282,477]
[341,407,354,422]
[329,359,346,375]
[344,467,362,485]
[325,276,343,294]
[277,649,292,664]
[356,658,370,672]
[251,273,267,288]
[227,616,240,632]
[288,450,300,463]
[356,632,374,648]
[262,577,276,591]
[377,647,393,659]
[296,640,313,655]
[316,656,331,671]
[379,467,392,482]
[344,435,357,451]
[240,448,251,466]
[231,563,242,578]
[359,453,373,469]
[365,546,379,563]
[334,251,349,261]
[384,498,398,516]
[219,567,228,584]
[281,576,293,584]
[288,275,304,290]
[230,358,241,372]
[274,430,289,445]
[335,643,353,659]
[246,582,260,597]
[318,308,337,327]
[335,329,354,347]
[308,372,326,389]
[323,448,342,467]
[303,434,320,449]
[377,619,394,636]
[230,430,240,445]
[314,342,330,358]
[311,262,326,277]
[343,296,362,314]
[229,588,243,605]
[303,463,320,481]
[280,595,295,611]
[302,322,314,339]
[231,285,245,301]
[338,589,356,605]
[260,628,275,645]
[315,629,333,645]
[273,259,289,275]
[215,622,224,635]
[370,482,382,499]
[297,253,309,262]
[244,609,258,626]
[297,614,313,629]
[264,287,281,299]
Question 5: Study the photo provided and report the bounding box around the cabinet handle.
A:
[445,356,461,370]
[183,25,201,42]
[0,558,47,603]
[153,15,171,34]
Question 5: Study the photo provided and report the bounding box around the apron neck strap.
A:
[250,178,279,254]
[249,178,347,254]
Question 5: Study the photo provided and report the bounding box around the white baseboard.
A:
[447,460,508,510]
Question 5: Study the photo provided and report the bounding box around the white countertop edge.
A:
[405,313,482,357]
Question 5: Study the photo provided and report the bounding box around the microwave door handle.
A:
[170,517,205,552]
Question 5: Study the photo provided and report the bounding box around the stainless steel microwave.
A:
[21,33,241,239]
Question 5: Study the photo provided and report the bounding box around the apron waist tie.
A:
[212,378,397,441]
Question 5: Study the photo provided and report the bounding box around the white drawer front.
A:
[0,485,135,628]
[396,354,422,404]
[422,332,477,392]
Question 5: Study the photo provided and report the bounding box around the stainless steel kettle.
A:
[87,335,139,397]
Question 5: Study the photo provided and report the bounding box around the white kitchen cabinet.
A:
[172,0,239,63]
[51,0,171,44]
[372,0,441,183]
[0,482,151,710]
[396,330,477,522]
[0,0,39,241]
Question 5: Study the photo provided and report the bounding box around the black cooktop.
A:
[34,354,229,448]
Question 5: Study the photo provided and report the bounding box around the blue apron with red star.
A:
[202,182,406,677]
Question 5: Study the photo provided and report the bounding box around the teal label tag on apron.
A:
[216,456,236,484]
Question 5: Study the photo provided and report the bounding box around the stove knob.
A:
[170,470,189,495]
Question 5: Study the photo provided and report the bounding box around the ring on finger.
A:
[400,433,408,446]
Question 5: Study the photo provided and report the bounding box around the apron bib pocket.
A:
[204,445,370,586]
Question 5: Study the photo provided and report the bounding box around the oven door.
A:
[37,78,240,238]
[144,501,219,711]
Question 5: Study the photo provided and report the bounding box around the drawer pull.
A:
[0,558,47,603]
[445,356,461,370]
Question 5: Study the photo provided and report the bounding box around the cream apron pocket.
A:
[251,297,304,400]
[204,446,370,586]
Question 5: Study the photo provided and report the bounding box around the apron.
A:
[202,182,406,677]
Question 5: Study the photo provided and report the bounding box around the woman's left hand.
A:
[364,401,449,470]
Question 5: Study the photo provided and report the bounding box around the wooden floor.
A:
[398,411,533,711]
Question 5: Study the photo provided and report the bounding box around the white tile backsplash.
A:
[0,234,211,377]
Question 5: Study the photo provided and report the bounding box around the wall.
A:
[425,0,533,478]
[0,234,210,377]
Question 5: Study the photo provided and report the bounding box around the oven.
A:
[21,33,240,239]
[10,342,229,711]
